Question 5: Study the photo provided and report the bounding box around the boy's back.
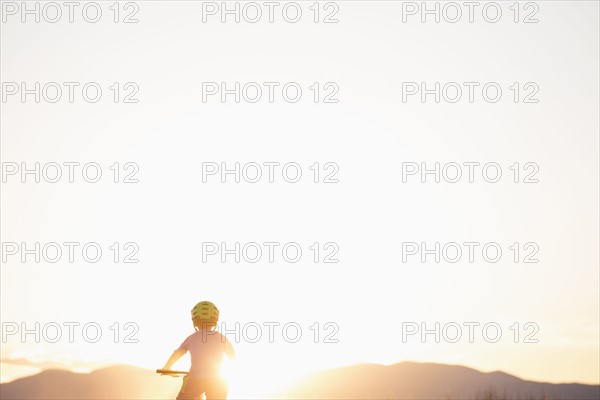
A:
[178,330,235,379]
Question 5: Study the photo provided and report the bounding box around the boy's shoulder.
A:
[186,330,230,342]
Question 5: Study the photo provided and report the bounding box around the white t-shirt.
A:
[177,330,235,378]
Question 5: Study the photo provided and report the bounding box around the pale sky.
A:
[1,1,599,397]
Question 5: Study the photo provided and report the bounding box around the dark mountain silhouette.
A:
[0,365,180,399]
[1,362,598,400]
[280,362,600,400]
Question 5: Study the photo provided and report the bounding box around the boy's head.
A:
[191,301,219,331]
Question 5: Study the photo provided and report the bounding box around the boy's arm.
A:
[162,348,187,370]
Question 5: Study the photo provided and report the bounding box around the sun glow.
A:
[221,357,311,399]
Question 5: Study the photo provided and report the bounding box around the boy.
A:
[162,301,236,400]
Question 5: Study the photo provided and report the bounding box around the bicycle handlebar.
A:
[156,369,189,375]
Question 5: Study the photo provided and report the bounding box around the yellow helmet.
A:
[191,301,219,325]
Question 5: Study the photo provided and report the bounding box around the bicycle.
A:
[157,369,229,399]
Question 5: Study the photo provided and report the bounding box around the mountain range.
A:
[1,362,598,399]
